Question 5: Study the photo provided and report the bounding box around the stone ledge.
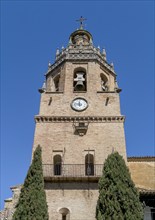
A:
[138,188,155,195]
[35,115,125,123]
[127,157,155,162]
[44,176,99,182]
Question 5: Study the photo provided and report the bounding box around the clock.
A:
[71,98,88,111]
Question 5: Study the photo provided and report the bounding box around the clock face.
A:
[71,98,88,111]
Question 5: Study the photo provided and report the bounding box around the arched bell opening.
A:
[85,154,94,176]
[100,73,109,91]
[59,208,70,220]
[73,67,87,92]
[53,74,60,92]
[53,155,62,175]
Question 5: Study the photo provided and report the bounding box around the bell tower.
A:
[33,19,127,220]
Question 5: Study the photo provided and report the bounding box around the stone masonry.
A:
[32,27,127,220]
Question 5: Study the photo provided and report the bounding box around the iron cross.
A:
[76,16,87,29]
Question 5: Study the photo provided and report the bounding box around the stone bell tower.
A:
[33,18,127,220]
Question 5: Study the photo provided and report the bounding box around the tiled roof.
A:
[127,156,155,162]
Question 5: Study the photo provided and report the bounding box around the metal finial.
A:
[76,16,87,29]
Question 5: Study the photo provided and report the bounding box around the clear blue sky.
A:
[1,1,154,209]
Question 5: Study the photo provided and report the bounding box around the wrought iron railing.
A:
[43,164,103,178]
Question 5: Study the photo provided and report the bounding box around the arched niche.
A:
[100,73,109,91]
[53,73,60,92]
[73,67,87,92]
[59,208,70,220]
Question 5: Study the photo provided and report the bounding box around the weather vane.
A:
[76,16,87,29]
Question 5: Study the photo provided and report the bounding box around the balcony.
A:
[43,164,103,182]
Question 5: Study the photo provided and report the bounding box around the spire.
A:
[110,62,114,69]
[56,48,60,56]
[48,61,51,67]
[76,16,87,29]
[102,48,107,60]
[115,80,122,93]
[55,48,60,60]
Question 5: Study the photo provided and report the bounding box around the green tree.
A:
[13,145,49,220]
[96,152,143,220]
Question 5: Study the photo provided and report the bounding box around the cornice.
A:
[35,115,125,123]
[138,188,155,195]
[46,45,116,77]
[127,156,155,162]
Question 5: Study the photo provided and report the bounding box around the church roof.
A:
[127,156,155,162]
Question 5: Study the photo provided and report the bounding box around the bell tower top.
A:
[69,16,93,46]
[40,18,122,100]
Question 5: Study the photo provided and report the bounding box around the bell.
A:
[74,80,85,91]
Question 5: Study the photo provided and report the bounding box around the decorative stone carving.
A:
[35,115,125,123]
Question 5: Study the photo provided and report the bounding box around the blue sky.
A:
[1,0,154,209]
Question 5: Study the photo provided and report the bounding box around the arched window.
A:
[53,74,60,92]
[59,208,70,220]
[53,155,62,175]
[85,154,94,176]
[73,67,87,92]
[100,73,109,91]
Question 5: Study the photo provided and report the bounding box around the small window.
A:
[53,74,60,92]
[53,155,62,175]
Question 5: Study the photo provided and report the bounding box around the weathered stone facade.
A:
[0,185,22,220]
[32,27,127,220]
[1,158,154,220]
[128,157,155,191]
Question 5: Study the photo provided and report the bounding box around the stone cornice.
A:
[127,156,155,162]
[35,115,125,123]
[46,45,116,77]
[138,188,155,195]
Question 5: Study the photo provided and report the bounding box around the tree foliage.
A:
[13,145,49,220]
[96,152,144,220]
